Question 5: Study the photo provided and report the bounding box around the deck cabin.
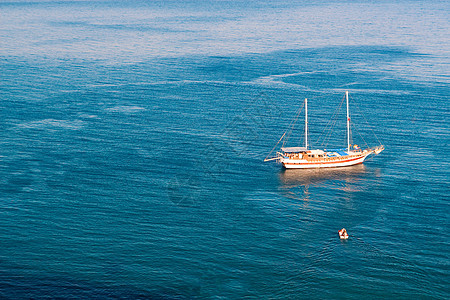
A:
[281,147,327,160]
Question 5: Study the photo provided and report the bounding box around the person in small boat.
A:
[339,228,348,237]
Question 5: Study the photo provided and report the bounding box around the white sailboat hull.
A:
[282,153,370,169]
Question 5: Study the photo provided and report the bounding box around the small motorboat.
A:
[339,228,349,239]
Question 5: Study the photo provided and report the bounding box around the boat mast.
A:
[346,91,350,152]
[305,98,308,149]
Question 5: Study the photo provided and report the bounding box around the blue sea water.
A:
[0,0,449,298]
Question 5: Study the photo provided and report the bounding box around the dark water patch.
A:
[0,272,189,299]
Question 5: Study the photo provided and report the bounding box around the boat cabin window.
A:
[284,151,308,159]
[307,154,324,158]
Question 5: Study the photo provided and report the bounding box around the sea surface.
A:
[0,0,449,298]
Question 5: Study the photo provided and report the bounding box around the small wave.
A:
[78,114,99,119]
[106,106,146,113]
[87,83,123,88]
[18,119,85,130]
[250,72,310,87]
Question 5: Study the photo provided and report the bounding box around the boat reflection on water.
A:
[278,164,368,201]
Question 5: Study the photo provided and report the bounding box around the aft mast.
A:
[305,98,308,149]
[346,91,350,152]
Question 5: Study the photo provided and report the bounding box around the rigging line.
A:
[315,111,336,145]
[316,94,346,146]
[352,121,370,149]
[320,97,345,148]
[264,131,287,161]
[349,94,383,145]
[365,154,375,162]
[322,117,339,148]
[283,102,305,147]
[283,125,295,148]
[321,113,340,146]
[266,103,304,159]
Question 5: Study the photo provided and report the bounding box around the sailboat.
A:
[265,91,384,169]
